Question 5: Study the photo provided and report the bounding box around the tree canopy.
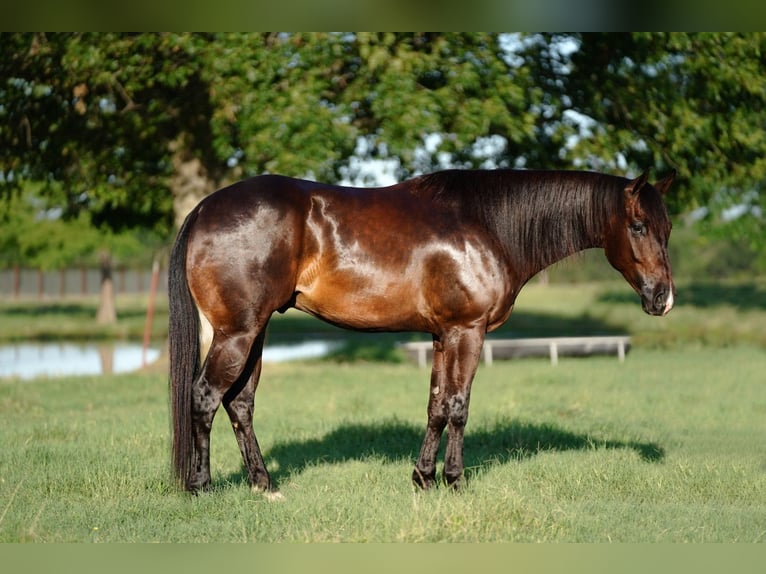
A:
[2,32,764,268]
[547,33,766,235]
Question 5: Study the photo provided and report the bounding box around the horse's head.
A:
[605,170,676,316]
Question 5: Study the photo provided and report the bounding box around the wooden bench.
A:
[401,336,631,367]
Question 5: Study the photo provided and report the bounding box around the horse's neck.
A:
[421,169,614,284]
[503,184,607,282]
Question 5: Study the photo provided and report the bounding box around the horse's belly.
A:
[293,279,425,332]
[292,227,513,334]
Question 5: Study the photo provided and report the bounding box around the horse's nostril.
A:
[653,290,666,311]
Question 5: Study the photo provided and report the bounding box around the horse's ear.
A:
[653,169,676,195]
[624,171,649,202]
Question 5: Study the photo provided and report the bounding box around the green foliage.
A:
[2,32,764,266]
[538,33,766,238]
[336,33,542,176]
[0,186,162,269]
[0,188,97,269]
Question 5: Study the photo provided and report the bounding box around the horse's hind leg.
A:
[189,330,256,493]
[222,329,276,496]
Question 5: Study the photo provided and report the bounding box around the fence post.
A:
[13,265,20,299]
[37,268,44,301]
[549,341,559,365]
[483,342,494,366]
[142,259,161,368]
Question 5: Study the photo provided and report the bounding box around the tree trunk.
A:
[96,251,116,324]
[169,136,218,230]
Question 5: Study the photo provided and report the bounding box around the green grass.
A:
[0,294,169,343]
[1,346,764,542]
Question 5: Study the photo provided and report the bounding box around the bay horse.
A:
[168,168,676,495]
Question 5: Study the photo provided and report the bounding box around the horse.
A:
[168,168,676,495]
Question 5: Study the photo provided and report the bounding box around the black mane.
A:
[417,169,627,273]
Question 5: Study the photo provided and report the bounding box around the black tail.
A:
[168,209,201,490]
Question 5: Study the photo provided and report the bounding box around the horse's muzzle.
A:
[642,284,674,316]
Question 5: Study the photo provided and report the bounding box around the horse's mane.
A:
[414,169,627,272]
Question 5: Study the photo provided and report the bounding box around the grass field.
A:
[1,278,765,542]
[1,345,764,542]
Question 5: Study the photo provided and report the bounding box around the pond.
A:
[262,340,341,363]
[0,339,342,380]
[0,342,162,380]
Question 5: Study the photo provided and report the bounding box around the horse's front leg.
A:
[441,326,484,487]
[413,326,484,489]
[413,336,447,489]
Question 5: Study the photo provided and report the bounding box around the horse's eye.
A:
[630,221,646,236]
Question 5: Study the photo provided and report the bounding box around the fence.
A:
[0,267,169,299]
[401,335,632,367]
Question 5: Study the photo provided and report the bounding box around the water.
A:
[262,340,341,363]
[0,339,341,380]
[0,342,161,380]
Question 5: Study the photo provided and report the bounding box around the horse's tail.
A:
[168,209,201,491]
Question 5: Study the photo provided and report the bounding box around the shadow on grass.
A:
[219,418,664,490]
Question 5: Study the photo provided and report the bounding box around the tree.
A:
[1,33,176,317]
[528,33,766,247]
[331,33,545,176]
[0,33,543,317]
[1,33,548,226]
[2,32,764,276]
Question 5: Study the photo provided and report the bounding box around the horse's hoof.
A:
[187,480,211,495]
[412,469,437,490]
[252,486,285,501]
[443,472,465,491]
